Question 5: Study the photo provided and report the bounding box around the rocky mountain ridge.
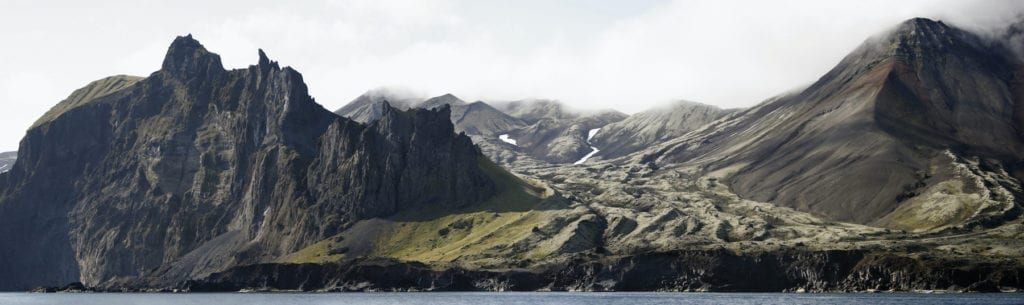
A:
[0,35,502,290]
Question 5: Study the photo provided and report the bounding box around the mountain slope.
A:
[333,89,423,123]
[643,18,1024,228]
[31,75,143,128]
[336,93,527,136]
[494,99,579,124]
[0,35,502,290]
[488,99,627,164]
[450,100,527,136]
[590,100,732,160]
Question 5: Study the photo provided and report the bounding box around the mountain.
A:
[336,93,527,136]
[504,109,627,164]
[449,101,527,135]
[0,152,14,174]
[418,93,468,110]
[332,89,423,123]
[493,99,578,124]
[0,35,504,290]
[5,18,1024,293]
[641,18,1024,229]
[336,95,628,165]
[590,100,733,160]
[482,99,628,164]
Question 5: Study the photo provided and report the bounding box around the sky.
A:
[1,0,1022,152]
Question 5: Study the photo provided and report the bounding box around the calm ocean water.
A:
[0,292,1022,305]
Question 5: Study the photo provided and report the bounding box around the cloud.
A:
[0,0,1021,151]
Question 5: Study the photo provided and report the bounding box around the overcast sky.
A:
[1,0,1022,152]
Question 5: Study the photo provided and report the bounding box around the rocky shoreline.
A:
[30,249,1021,293]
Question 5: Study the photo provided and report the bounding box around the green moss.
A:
[280,157,553,264]
[278,238,345,264]
[32,75,143,128]
[882,180,982,232]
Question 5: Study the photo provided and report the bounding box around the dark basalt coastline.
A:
[52,250,1016,293]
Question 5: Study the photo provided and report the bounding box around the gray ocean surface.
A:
[1,292,1024,305]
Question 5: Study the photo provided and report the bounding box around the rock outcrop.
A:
[0,35,497,290]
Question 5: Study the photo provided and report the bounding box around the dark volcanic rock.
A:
[0,35,496,290]
[184,249,1023,292]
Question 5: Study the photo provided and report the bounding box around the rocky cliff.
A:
[0,35,498,290]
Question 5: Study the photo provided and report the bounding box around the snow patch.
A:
[574,128,601,165]
[499,134,518,146]
[586,128,600,143]
[574,147,600,165]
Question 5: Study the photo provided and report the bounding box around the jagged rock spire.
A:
[160,34,225,79]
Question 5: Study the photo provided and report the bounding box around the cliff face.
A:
[0,35,496,290]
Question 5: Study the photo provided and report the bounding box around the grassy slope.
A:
[280,157,553,264]
[32,75,143,128]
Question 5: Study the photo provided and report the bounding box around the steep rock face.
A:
[590,100,732,160]
[647,18,1024,226]
[0,151,14,173]
[0,35,497,290]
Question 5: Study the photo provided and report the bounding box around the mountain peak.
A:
[420,93,466,110]
[256,48,280,72]
[894,17,948,33]
[884,17,983,58]
[161,34,224,78]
